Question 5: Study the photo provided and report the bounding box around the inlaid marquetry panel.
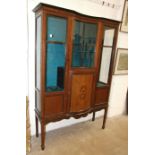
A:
[70,74,94,112]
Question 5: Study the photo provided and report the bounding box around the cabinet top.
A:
[33,3,120,24]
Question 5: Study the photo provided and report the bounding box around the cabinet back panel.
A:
[46,44,65,89]
[47,16,67,42]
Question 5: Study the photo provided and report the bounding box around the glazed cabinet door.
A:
[69,19,98,113]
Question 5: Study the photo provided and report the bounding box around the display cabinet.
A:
[33,3,119,150]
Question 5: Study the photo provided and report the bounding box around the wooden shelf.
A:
[46,40,65,44]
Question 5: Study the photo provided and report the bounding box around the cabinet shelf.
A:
[73,51,94,53]
[96,82,108,87]
[46,86,64,92]
[46,40,65,44]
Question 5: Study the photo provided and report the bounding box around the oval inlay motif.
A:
[79,85,87,100]
[80,94,86,99]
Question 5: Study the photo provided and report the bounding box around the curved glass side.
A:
[36,16,41,90]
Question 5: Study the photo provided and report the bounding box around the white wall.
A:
[31,0,125,21]
[108,31,128,117]
[28,0,128,135]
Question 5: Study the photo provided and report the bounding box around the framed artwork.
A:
[121,0,128,32]
[114,48,128,75]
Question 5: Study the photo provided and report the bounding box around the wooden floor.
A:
[28,115,128,155]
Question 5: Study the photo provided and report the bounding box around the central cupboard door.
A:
[70,20,98,112]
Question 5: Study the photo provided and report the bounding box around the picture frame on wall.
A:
[121,0,128,32]
[114,48,128,75]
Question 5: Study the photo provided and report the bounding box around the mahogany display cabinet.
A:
[33,3,120,150]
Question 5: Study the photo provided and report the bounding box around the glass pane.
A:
[47,16,67,42]
[103,27,115,46]
[72,21,97,67]
[46,16,67,92]
[46,43,66,92]
[99,47,112,84]
[36,16,41,90]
